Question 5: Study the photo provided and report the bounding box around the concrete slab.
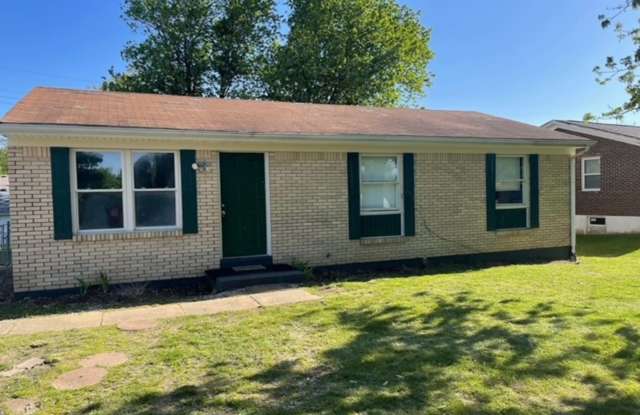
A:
[250,288,322,307]
[79,352,128,368]
[3,398,40,415]
[101,304,183,326]
[178,295,259,316]
[9,312,103,336]
[0,320,16,336]
[117,320,158,332]
[0,288,321,336]
[52,367,107,390]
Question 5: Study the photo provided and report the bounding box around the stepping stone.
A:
[0,358,47,378]
[3,398,39,415]
[79,352,128,368]
[117,320,158,332]
[52,367,107,390]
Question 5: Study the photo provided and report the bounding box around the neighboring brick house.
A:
[543,120,640,234]
[0,88,590,296]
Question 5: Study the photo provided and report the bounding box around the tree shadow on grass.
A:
[577,234,640,258]
[74,294,640,415]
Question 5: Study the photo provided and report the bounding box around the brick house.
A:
[543,120,640,234]
[0,88,590,296]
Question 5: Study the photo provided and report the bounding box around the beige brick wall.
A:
[9,146,221,292]
[9,147,570,292]
[269,152,570,266]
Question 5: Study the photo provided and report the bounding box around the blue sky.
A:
[0,0,638,126]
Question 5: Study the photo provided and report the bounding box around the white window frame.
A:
[70,149,182,234]
[358,153,405,237]
[581,156,601,192]
[496,155,530,227]
[359,154,403,217]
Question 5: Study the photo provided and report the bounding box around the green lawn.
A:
[2,235,640,414]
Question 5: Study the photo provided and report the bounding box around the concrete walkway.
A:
[0,287,321,336]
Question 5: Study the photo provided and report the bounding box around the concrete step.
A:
[214,269,306,291]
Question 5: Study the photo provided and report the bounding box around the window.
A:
[72,150,181,232]
[496,156,527,207]
[133,152,177,227]
[582,157,601,191]
[75,151,124,230]
[359,155,402,213]
[495,155,530,228]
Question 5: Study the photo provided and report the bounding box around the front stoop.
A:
[206,264,306,292]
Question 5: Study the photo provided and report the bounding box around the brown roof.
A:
[555,120,640,142]
[1,87,583,142]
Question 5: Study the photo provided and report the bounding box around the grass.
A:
[1,235,640,414]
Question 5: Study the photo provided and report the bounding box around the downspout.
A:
[570,147,590,261]
[570,157,576,260]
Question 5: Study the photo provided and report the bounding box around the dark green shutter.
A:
[529,154,539,228]
[486,153,497,231]
[180,150,198,234]
[347,153,360,240]
[50,147,73,240]
[403,153,415,236]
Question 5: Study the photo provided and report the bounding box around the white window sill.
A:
[359,235,406,245]
[492,227,534,235]
[73,228,183,242]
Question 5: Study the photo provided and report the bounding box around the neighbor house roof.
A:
[0,87,589,146]
[542,120,640,148]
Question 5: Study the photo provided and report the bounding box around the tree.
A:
[210,0,279,98]
[588,0,640,120]
[103,0,214,96]
[103,0,278,98]
[265,0,434,106]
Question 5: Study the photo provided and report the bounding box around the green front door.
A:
[220,153,268,257]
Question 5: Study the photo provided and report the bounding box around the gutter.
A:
[0,123,594,148]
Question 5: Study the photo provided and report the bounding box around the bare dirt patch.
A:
[51,367,107,391]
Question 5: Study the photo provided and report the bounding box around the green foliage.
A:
[103,0,278,98]
[0,148,7,176]
[98,272,111,294]
[210,0,279,98]
[291,259,314,279]
[592,1,640,119]
[105,0,433,107]
[265,0,434,106]
[75,277,89,297]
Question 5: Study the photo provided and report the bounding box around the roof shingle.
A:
[1,87,583,142]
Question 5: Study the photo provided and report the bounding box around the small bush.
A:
[291,259,314,280]
[98,272,110,294]
[75,277,89,297]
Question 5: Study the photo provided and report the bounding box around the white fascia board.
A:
[0,123,591,154]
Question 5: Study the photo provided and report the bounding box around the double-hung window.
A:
[582,157,601,191]
[495,155,530,228]
[360,155,402,214]
[357,154,404,237]
[72,150,181,233]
